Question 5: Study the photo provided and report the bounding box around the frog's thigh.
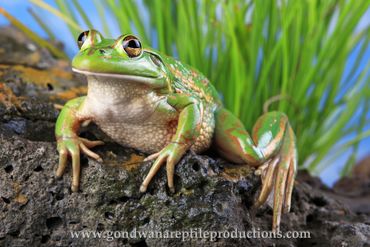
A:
[251,111,289,158]
[213,108,256,163]
[213,108,287,164]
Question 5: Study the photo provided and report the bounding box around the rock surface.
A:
[0,26,369,247]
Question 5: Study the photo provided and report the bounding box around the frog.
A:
[55,30,297,232]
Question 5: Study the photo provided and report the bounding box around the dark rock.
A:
[332,156,370,214]
[0,26,56,69]
[0,26,369,247]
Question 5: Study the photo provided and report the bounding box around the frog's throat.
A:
[72,68,163,86]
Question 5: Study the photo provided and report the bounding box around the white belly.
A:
[96,110,178,153]
[83,91,178,153]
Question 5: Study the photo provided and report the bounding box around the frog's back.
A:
[162,55,222,107]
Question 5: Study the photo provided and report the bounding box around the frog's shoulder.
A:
[162,55,222,106]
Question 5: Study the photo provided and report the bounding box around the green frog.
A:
[55,30,297,232]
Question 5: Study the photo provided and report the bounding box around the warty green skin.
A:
[55,30,297,232]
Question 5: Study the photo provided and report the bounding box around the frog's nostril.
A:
[99,49,106,54]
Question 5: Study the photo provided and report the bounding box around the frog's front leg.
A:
[140,94,202,193]
[55,97,104,191]
[214,108,297,232]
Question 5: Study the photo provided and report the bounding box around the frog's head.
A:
[72,30,169,89]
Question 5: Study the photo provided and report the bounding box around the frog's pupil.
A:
[128,39,140,49]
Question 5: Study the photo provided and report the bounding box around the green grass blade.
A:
[29,0,82,33]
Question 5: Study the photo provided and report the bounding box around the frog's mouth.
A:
[72,68,163,86]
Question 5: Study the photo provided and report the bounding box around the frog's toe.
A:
[272,156,290,232]
[80,137,104,148]
[81,119,92,127]
[53,103,64,110]
[79,142,102,162]
[254,162,269,176]
[70,148,81,192]
[283,156,296,214]
[56,147,68,178]
[166,159,176,193]
[254,157,279,208]
[71,184,79,192]
[143,152,160,162]
[140,154,167,192]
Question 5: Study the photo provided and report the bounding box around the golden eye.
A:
[122,35,142,58]
[77,30,89,49]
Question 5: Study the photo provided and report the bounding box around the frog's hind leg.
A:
[213,108,297,232]
[213,108,288,165]
[254,121,297,231]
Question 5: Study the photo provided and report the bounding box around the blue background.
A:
[0,0,369,186]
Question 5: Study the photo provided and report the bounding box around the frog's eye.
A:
[122,35,142,58]
[77,30,89,49]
